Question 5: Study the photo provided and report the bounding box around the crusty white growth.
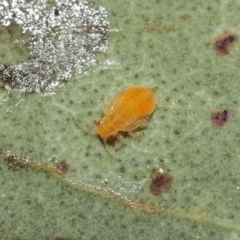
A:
[0,0,109,92]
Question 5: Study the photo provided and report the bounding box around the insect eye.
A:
[95,119,102,126]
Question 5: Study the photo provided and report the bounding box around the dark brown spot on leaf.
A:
[150,172,173,196]
[211,109,232,127]
[55,160,69,175]
[213,32,238,56]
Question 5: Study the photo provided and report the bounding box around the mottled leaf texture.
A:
[0,0,240,239]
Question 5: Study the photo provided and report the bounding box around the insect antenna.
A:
[103,139,122,162]
[73,118,122,162]
[72,117,96,136]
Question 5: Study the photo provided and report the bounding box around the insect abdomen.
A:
[108,87,156,129]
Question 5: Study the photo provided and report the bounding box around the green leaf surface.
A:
[1,0,240,239]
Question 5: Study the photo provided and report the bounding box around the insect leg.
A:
[141,115,151,128]
[115,134,125,151]
[103,139,122,162]
[128,131,144,138]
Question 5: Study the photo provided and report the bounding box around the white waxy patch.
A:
[0,0,110,93]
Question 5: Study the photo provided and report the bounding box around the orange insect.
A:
[97,86,157,158]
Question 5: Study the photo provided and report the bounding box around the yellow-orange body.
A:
[97,86,156,142]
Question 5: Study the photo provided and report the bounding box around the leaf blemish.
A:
[55,160,69,175]
[213,32,238,56]
[150,172,173,196]
[211,109,232,127]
